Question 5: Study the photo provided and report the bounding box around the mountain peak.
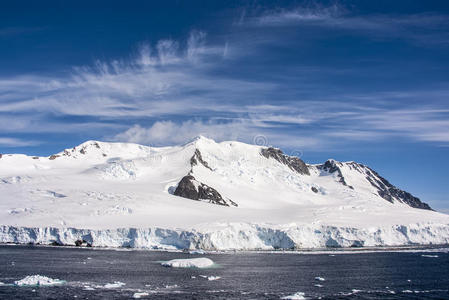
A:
[182,135,217,147]
[192,135,215,142]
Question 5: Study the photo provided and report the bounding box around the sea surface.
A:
[0,245,448,299]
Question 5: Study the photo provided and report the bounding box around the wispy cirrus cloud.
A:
[246,4,449,46]
[0,30,274,121]
[1,21,449,151]
[0,137,40,147]
[351,108,449,143]
[110,100,449,150]
[255,4,343,26]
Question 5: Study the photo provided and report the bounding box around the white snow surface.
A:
[161,258,215,268]
[14,275,65,286]
[1,137,449,250]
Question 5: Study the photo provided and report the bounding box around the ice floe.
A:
[199,275,221,281]
[189,250,206,255]
[133,292,149,298]
[103,281,126,288]
[14,275,65,286]
[161,257,214,268]
[281,292,307,299]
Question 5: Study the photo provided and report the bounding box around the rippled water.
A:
[0,245,448,299]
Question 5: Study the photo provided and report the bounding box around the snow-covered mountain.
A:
[1,136,448,250]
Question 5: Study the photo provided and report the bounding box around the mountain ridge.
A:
[0,136,432,210]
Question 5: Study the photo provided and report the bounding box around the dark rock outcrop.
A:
[48,154,59,160]
[319,159,432,210]
[75,239,92,247]
[311,187,318,193]
[319,160,354,189]
[174,175,237,207]
[261,148,310,175]
[190,149,212,170]
[364,167,432,210]
[50,240,63,246]
[0,154,2,159]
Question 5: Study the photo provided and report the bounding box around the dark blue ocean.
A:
[0,245,448,299]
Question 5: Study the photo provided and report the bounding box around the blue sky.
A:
[1,0,449,211]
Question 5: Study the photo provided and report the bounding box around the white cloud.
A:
[113,121,243,145]
[0,137,40,147]
[0,30,276,121]
[256,4,342,26]
[249,5,449,45]
[112,119,320,150]
[355,109,449,143]
[0,25,448,150]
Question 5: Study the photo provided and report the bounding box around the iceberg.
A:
[281,292,307,299]
[14,275,65,286]
[103,281,126,288]
[133,292,149,298]
[161,257,215,268]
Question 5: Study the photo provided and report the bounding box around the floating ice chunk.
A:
[133,292,149,298]
[161,258,214,268]
[199,275,221,281]
[314,277,325,281]
[314,284,323,287]
[103,281,126,288]
[14,275,65,286]
[421,254,438,258]
[281,292,307,299]
[207,276,221,281]
[351,289,362,293]
[189,250,206,255]
[402,290,413,293]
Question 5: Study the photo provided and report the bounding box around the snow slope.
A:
[0,136,448,250]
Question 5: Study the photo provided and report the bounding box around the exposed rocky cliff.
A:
[174,175,237,207]
[317,160,432,210]
[261,147,310,175]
